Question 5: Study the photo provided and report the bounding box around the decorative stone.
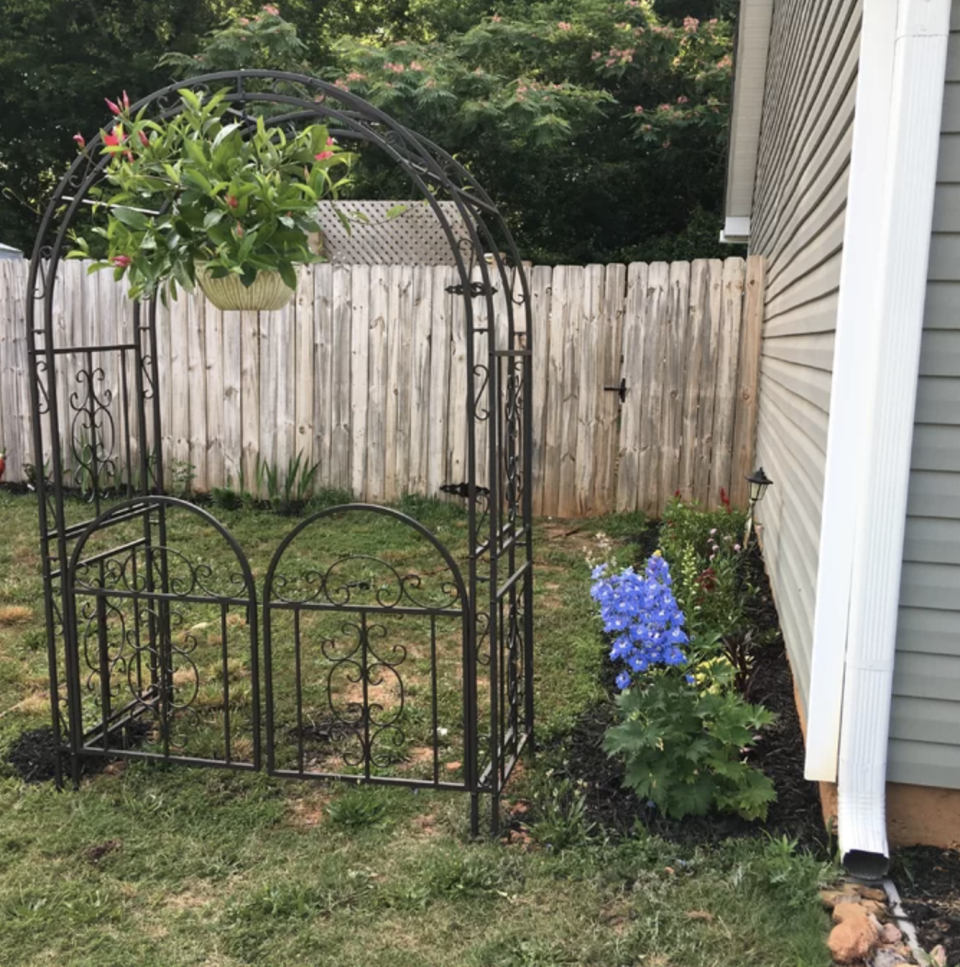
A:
[833,903,871,924]
[822,885,862,908]
[856,886,889,903]
[828,917,880,964]
[871,949,909,967]
[879,923,903,945]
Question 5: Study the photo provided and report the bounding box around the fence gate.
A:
[27,70,534,835]
[262,505,477,810]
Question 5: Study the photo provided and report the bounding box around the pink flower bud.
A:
[105,98,121,116]
[110,255,131,268]
[73,133,86,150]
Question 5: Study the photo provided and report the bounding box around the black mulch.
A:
[893,847,960,963]
[554,520,829,853]
[5,727,63,783]
[5,721,152,783]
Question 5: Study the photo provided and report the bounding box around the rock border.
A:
[822,880,947,967]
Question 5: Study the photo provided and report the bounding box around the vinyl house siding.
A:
[889,2,960,792]
[749,0,861,715]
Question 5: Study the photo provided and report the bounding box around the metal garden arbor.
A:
[26,71,534,834]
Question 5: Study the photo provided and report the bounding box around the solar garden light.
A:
[744,467,773,546]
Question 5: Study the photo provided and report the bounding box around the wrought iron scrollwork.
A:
[69,366,118,497]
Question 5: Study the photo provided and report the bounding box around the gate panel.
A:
[66,497,260,769]
[263,505,475,793]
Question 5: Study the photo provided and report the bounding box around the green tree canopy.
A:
[2,0,738,262]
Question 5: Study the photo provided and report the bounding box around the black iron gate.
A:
[26,70,534,835]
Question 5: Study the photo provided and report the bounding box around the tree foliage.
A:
[0,0,234,252]
[2,0,739,262]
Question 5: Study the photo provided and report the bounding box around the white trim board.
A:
[723,0,774,232]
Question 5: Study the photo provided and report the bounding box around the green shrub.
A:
[603,673,776,821]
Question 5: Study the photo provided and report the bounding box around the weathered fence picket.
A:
[0,256,763,516]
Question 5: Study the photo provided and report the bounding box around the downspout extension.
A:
[837,0,950,879]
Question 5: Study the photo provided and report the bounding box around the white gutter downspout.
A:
[836,0,950,878]
[805,0,898,785]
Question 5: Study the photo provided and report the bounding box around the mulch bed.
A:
[5,720,152,783]
[893,847,960,963]
[556,518,828,852]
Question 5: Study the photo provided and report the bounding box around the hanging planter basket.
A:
[196,265,295,312]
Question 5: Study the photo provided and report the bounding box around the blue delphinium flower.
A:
[591,552,689,690]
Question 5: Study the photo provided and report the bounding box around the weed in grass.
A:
[19,628,46,652]
[405,847,523,904]
[755,834,838,909]
[325,788,390,829]
[526,775,596,851]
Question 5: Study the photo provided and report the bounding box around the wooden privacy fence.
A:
[0,255,762,517]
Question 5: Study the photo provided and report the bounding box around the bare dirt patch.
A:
[288,788,332,828]
[0,605,33,625]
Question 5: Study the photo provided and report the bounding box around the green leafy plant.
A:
[68,87,354,302]
[167,459,196,497]
[756,834,837,910]
[526,775,596,850]
[325,789,388,829]
[603,672,776,820]
[210,486,244,511]
[254,451,320,514]
[657,494,771,692]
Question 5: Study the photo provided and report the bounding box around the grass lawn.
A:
[0,489,832,967]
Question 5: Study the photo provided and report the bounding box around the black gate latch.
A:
[445,281,498,297]
[604,377,627,403]
[440,482,491,499]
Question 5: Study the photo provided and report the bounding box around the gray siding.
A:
[890,2,960,790]
[749,0,861,714]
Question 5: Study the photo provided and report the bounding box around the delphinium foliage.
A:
[593,550,776,821]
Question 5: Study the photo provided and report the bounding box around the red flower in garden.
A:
[719,486,731,511]
[104,125,134,163]
[110,255,132,268]
[72,133,86,150]
[695,566,717,592]
[138,130,149,147]
[226,195,239,209]
[314,150,334,161]
[105,97,121,116]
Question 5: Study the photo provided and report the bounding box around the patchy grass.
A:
[0,489,831,966]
